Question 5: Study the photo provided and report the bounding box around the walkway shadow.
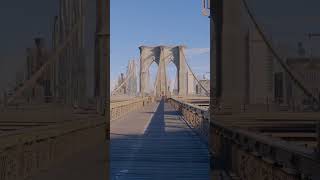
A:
[143,99,166,136]
[163,110,181,116]
[110,99,209,180]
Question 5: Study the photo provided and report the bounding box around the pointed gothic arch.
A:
[139,45,187,97]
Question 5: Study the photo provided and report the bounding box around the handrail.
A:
[168,98,209,143]
[0,114,106,180]
[110,96,155,120]
[168,97,320,179]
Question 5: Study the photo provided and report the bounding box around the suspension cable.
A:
[242,0,320,108]
[111,67,135,95]
[182,53,210,96]
[7,14,84,104]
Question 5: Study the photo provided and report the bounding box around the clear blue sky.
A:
[110,0,210,86]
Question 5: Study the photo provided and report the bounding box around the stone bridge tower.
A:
[139,45,187,97]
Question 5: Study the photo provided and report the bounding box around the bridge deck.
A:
[111,100,209,180]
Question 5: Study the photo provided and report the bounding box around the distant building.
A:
[51,0,86,105]
[244,25,320,111]
[246,28,275,105]
[187,70,195,95]
[230,24,293,112]
[117,73,127,95]
[285,57,320,110]
[1,0,85,106]
[196,79,210,96]
[112,60,138,96]
[25,38,52,101]
[297,42,306,57]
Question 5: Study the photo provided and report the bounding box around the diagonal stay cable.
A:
[242,0,319,107]
[7,16,84,104]
[111,68,135,95]
[182,53,210,96]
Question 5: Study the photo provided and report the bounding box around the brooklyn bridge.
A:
[1,0,320,180]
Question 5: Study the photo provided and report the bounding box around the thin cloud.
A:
[185,48,210,56]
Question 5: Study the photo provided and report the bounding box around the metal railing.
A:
[168,97,320,180]
[168,98,209,142]
[110,96,155,120]
[0,116,106,180]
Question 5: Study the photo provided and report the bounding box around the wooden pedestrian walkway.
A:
[110,100,209,180]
